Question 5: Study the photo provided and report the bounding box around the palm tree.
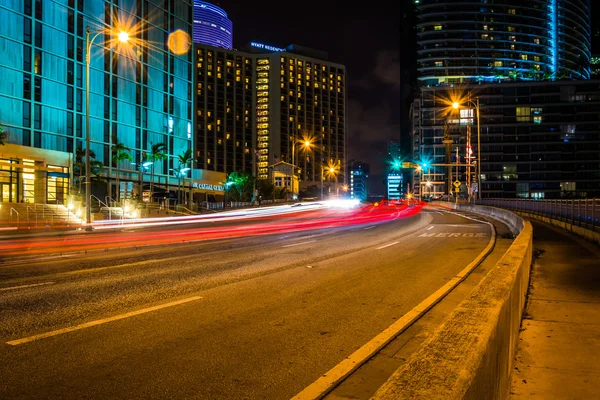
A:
[145,142,167,202]
[73,145,104,196]
[176,148,193,205]
[0,124,6,146]
[111,138,133,201]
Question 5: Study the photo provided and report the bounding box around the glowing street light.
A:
[452,96,482,201]
[85,25,132,230]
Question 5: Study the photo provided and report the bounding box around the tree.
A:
[111,137,133,201]
[176,148,194,205]
[0,124,6,146]
[73,145,103,195]
[227,171,255,202]
[145,142,167,202]
[256,179,275,201]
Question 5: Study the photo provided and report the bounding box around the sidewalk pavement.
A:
[510,220,600,399]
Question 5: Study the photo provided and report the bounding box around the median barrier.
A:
[372,204,532,400]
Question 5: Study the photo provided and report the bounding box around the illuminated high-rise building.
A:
[416,0,592,85]
[192,1,233,50]
[0,0,193,204]
[194,41,347,191]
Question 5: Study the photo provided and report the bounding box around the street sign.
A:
[454,187,460,193]
[402,162,415,169]
[453,180,461,188]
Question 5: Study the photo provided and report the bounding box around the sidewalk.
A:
[510,220,600,399]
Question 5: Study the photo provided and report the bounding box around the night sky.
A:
[216,0,402,195]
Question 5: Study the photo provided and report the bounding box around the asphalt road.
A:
[0,205,493,399]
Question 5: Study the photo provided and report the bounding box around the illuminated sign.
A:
[250,42,286,52]
[192,182,224,192]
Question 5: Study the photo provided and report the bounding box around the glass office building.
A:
[0,0,193,204]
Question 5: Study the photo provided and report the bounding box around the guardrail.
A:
[480,198,599,232]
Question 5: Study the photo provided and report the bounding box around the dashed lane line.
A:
[282,240,317,248]
[6,296,203,346]
[0,282,55,292]
[375,241,399,250]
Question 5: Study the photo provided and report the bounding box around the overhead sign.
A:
[250,42,286,52]
[402,162,417,169]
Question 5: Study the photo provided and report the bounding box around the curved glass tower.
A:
[416,0,591,85]
[193,1,233,49]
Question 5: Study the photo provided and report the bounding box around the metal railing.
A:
[481,198,599,232]
[26,206,37,227]
[10,207,19,226]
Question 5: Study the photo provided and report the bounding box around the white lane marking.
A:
[446,224,481,228]
[364,226,376,231]
[292,216,496,400]
[426,226,434,230]
[376,241,399,250]
[282,240,317,248]
[6,296,203,346]
[0,282,55,292]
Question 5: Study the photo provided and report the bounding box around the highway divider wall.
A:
[373,203,532,400]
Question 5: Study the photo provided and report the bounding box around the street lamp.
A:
[291,136,312,197]
[452,96,481,201]
[85,26,131,230]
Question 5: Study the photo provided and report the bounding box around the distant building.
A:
[387,140,401,160]
[387,173,403,201]
[349,161,369,201]
[192,1,233,50]
[592,55,600,78]
[412,80,600,199]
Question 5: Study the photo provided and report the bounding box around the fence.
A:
[481,198,599,233]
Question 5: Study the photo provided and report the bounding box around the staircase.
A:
[0,203,84,230]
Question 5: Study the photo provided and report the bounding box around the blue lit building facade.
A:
[416,0,592,86]
[0,0,193,204]
[192,1,232,50]
[387,173,402,201]
[349,162,369,201]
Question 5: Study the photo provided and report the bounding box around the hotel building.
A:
[194,41,347,192]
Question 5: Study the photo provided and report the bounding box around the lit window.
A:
[508,8,516,14]
[532,107,542,124]
[533,55,540,62]
[226,133,231,139]
[516,107,531,122]
[521,54,528,60]
[483,25,488,30]
[507,26,515,32]
[218,139,222,145]
[434,61,443,67]
[481,34,489,39]
[534,38,540,45]
[434,25,442,31]
[494,61,503,67]
[207,111,212,117]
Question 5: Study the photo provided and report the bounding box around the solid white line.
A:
[0,282,55,292]
[446,224,481,228]
[426,226,434,230]
[364,226,376,231]
[291,217,496,400]
[376,241,399,250]
[282,240,317,248]
[6,296,203,346]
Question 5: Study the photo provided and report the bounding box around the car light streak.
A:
[0,202,424,258]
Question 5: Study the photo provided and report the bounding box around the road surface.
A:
[0,204,494,399]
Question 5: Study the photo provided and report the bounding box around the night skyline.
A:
[218,0,402,194]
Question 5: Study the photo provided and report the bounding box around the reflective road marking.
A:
[282,240,317,248]
[0,282,55,292]
[376,241,399,250]
[7,296,203,345]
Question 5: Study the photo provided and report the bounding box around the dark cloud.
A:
[353,50,401,89]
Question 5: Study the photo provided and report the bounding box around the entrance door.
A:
[1,184,10,202]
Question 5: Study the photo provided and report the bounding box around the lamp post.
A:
[452,96,481,201]
[85,26,130,230]
[291,135,312,198]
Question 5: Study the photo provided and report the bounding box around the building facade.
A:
[416,0,592,86]
[412,80,600,199]
[193,41,347,190]
[192,0,232,50]
[0,0,193,204]
[349,161,369,201]
[193,44,254,176]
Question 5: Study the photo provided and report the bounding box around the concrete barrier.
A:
[513,211,600,246]
[431,201,524,236]
[373,205,533,400]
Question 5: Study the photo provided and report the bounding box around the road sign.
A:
[453,180,461,188]
[454,187,460,193]
[402,162,415,169]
